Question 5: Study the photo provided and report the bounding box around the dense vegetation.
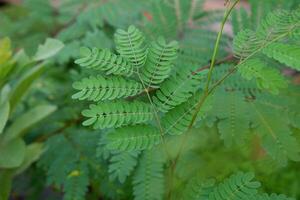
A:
[0,0,300,199]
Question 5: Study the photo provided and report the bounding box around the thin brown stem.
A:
[192,54,235,75]
[35,116,83,142]
[51,3,88,37]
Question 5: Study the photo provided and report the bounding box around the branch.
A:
[35,116,83,142]
[51,3,88,37]
[167,1,240,198]
[192,54,235,75]
[127,54,235,101]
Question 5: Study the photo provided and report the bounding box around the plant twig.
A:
[173,0,240,166]
[128,54,235,100]
[209,27,299,93]
[51,3,88,37]
[167,1,240,198]
[35,116,83,142]
[204,1,239,91]
[192,54,235,74]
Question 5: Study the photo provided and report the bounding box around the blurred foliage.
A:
[0,0,300,200]
[0,36,63,199]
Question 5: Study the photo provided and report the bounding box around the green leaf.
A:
[233,29,261,58]
[14,143,44,175]
[0,37,14,84]
[72,75,143,101]
[133,149,165,200]
[0,101,9,134]
[114,25,147,68]
[82,101,153,129]
[154,68,207,112]
[251,102,300,165]
[109,150,140,183]
[64,162,89,200]
[0,138,26,168]
[13,49,31,67]
[0,37,12,65]
[238,58,288,94]
[256,9,300,41]
[3,105,57,143]
[75,47,134,76]
[213,91,250,147]
[162,92,212,136]
[233,9,300,59]
[140,37,179,88]
[183,177,215,200]
[33,38,64,61]
[254,193,295,200]
[9,64,45,112]
[262,42,300,70]
[209,172,261,200]
[106,125,161,151]
[0,170,13,200]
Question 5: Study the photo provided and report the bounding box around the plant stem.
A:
[192,54,235,75]
[204,0,240,91]
[167,1,240,198]
[177,0,240,164]
[135,72,173,163]
[209,27,298,92]
[35,116,83,142]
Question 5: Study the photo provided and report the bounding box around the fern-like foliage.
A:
[233,29,261,59]
[161,92,211,135]
[73,25,182,141]
[38,131,99,200]
[256,9,300,41]
[208,64,261,97]
[250,101,300,166]
[75,47,134,76]
[183,172,295,200]
[82,101,153,129]
[233,8,300,94]
[140,37,179,88]
[109,150,140,183]
[211,91,250,147]
[114,25,147,68]
[183,178,215,200]
[262,43,300,70]
[208,172,261,200]
[232,8,252,35]
[252,193,294,200]
[238,58,287,94]
[208,72,300,164]
[233,8,299,56]
[233,9,300,55]
[153,68,208,112]
[233,4,299,39]
[70,13,300,199]
[133,149,165,200]
[64,162,89,200]
[106,125,161,151]
[72,75,144,101]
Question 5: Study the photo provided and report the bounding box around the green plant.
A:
[0,37,63,199]
[1,0,300,199]
[71,1,300,198]
[184,172,295,200]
